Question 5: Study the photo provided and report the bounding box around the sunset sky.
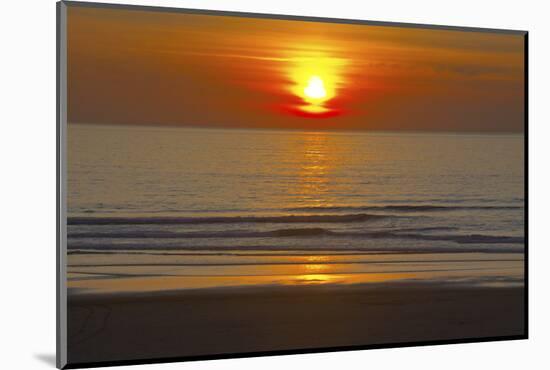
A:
[67,5,525,132]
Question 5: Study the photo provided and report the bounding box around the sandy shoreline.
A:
[67,283,525,365]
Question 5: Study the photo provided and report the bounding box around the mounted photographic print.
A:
[57,1,527,368]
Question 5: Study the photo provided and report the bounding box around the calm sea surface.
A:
[67,124,524,293]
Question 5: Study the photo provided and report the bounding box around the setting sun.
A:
[304,76,327,100]
[286,52,347,116]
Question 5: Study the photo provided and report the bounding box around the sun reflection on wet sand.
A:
[292,274,335,284]
[286,272,424,286]
[67,267,524,294]
[67,251,525,294]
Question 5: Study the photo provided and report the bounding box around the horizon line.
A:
[68,121,524,136]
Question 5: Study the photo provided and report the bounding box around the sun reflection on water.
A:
[305,255,330,263]
[294,133,333,207]
[304,264,329,273]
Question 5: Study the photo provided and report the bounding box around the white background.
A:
[1,0,548,369]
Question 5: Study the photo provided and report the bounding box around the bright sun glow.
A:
[304,76,327,100]
[286,51,347,115]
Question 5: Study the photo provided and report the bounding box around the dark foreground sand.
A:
[67,284,525,365]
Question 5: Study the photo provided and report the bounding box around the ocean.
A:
[66,124,525,293]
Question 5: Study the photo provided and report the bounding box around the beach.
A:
[66,125,525,364]
[68,283,524,365]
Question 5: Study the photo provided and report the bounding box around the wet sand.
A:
[67,283,525,366]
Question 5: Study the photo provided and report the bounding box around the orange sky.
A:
[67,5,525,132]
